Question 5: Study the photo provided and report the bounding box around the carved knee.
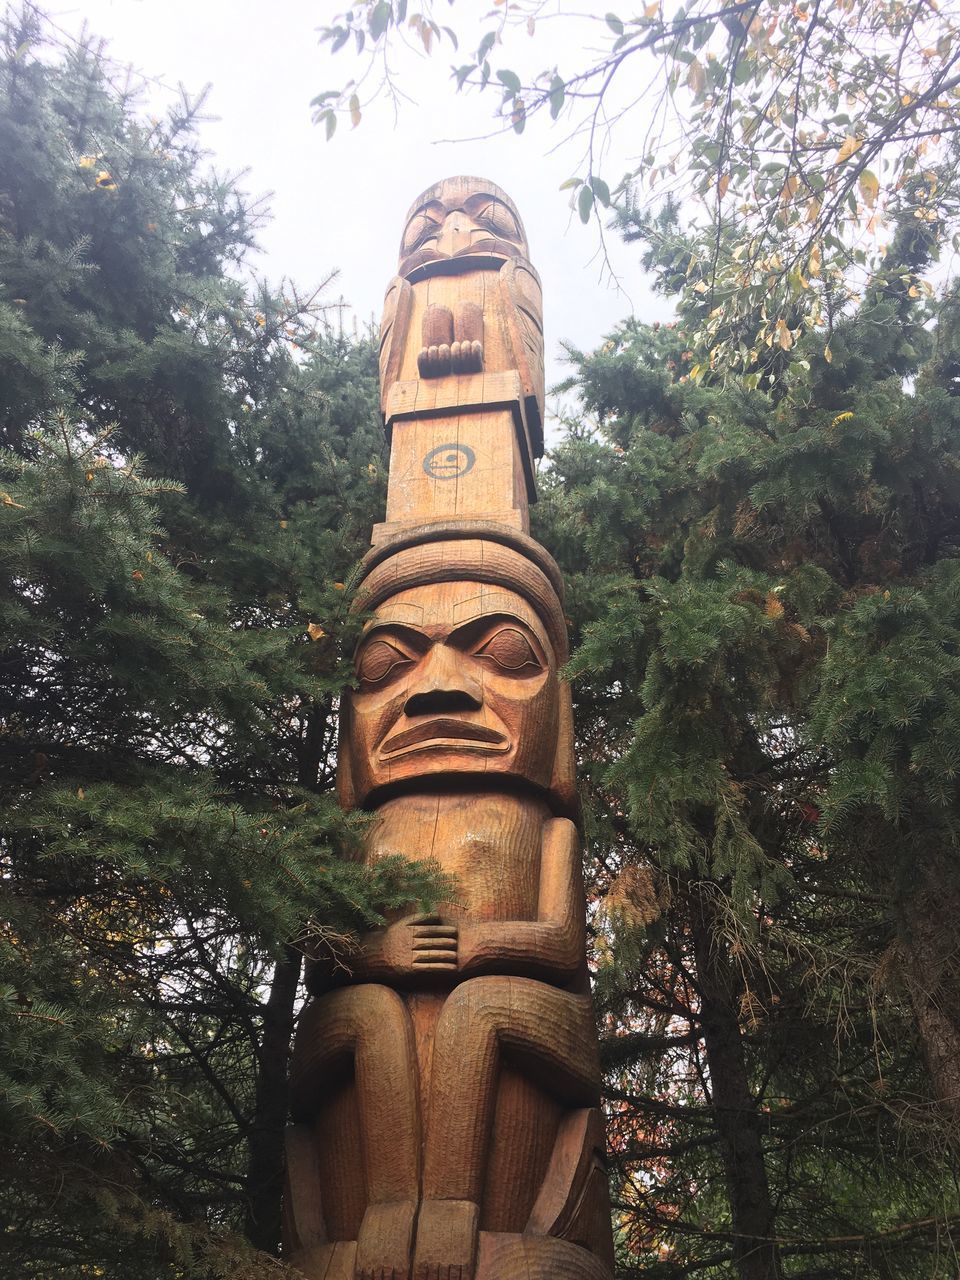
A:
[290,984,410,1116]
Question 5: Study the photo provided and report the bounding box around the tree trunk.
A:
[896,844,960,1128]
[690,885,782,1280]
[244,703,330,1251]
[243,945,302,1254]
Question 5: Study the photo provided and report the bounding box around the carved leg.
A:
[419,304,454,376]
[451,300,483,373]
[290,985,421,1280]
[413,977,599,1280]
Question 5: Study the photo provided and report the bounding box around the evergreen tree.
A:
[0,11,440,1275]
[534,207,960,1277]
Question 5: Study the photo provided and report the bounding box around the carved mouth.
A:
[381,718,509,757]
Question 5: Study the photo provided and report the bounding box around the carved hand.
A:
[359,912,458,979]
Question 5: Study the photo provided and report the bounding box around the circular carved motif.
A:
[422,443,476,480]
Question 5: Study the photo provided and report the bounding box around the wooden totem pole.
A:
[285,176,615,1280]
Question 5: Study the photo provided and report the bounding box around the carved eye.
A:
[402,205,444,254]
[357,638,412,686]
[474,627,542,673]
[475,199,521,242]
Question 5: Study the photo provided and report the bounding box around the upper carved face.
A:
[398,177,529,278]
[342,580,560,804]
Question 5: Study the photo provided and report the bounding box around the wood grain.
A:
[285,178,613,1280]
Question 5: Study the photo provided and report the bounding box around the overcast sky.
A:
[47,0,672,400]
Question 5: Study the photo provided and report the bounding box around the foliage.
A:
[317,0,960,372]
[529,209,960,1275]
[0,10,442,1276]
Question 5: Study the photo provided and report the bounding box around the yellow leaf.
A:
[279,519,288,528]
[776,318,793,350]
[832,411,854,425]
[334,581,345,590]
[765,592,784,619]
[808,243,822,277]
[687,58,706,95]
[835,134,861,164]
[1,491,24,507]
[76,787,85,799]
[908,285,920,297]
[349,93,361,128]
[823,344,833,363]
[255,313,266,327]
[85,471,94,483]
[858,169,879,208]
[645,0,659,15]
[718,173,730,200]
[307,622,326,641]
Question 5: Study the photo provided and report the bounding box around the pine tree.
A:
[0,11,440,1275]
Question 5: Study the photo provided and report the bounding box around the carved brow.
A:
[355,623,430,658]
[448,613,547,660]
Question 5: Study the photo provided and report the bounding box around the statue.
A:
[284,178,615,1280]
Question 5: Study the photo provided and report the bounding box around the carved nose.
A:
[435,212,473,257]
[403,645,483,717]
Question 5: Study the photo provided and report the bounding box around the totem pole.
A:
[284,177,615,1280]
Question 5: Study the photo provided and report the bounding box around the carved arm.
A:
[455,817,585,983]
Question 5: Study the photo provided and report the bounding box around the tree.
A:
[0,10,441,1275]
[525,201,960,1276]
[317,0,960,371]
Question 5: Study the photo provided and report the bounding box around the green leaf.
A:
[497,68,522,95]
[477,30,496,62]
[606,12,624,35]
[549,73,565,120]
[369,1,391,41]
[589,175,611,206]
[454,63,476,90]
[578,184,594,223]
[324,110,337,141]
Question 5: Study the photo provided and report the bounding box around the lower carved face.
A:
[343,581,560,803]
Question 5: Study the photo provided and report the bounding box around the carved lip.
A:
[400,240,524,278]
[381,718,509,757]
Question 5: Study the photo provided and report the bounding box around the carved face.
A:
[398,177,529,278]
[342,581,560,803]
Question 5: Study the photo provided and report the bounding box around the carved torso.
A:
[370,792,547,924]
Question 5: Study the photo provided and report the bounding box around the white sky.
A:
[48,0,673,401]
